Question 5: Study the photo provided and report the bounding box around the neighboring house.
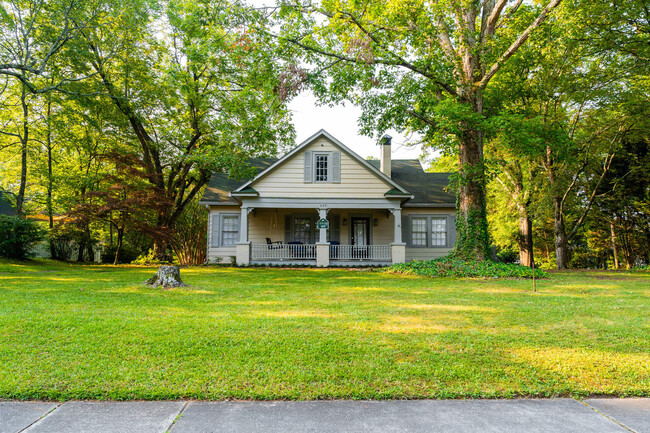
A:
[0,192,17,216]
[199,130,456,266]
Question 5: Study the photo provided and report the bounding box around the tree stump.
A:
[144,265,187,288]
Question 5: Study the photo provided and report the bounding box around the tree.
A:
[0,82,32,216]
[278,0,564,260]
[0,0,93,94]
[73,0,293,258]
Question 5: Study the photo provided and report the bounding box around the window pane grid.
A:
[411,217,427,246]
[431,217,447,246]
[221,215,240,246]
[315,154,328,182]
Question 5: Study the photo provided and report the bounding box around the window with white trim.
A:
[314,153,329,182]
[411,217,428,246]
[430,217,447,246]
[220,215,240,246]
[408,215,449,248]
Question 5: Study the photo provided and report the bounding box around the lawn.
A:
[0,260,648,400]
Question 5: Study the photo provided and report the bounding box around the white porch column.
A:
[318,208,328,243]
[393,208,402,244]
[236,206,250,266]
[391,208,406,264]
[316,208,330,267]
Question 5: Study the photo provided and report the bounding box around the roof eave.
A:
[402,202,456,208]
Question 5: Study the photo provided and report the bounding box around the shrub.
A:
[132,249,172,266]
[0,216,46,259]
[495,248,518,264]
[49,223,97,261]
[387,256,548,279]
[101,245,140,264]
[170,198,207,265]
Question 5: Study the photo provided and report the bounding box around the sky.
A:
[288,90,424,161]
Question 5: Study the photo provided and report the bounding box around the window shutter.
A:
[304,151,313,183]
[331,151,341,183]
[211,213,220,247]
[448,215,457,248]
[330,215,340,242]
[284,215,291,242]
[402,215,410,247]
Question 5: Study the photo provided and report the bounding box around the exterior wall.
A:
[207,205,240,264]
[209,206,456,264]
[251,138,393,198]
[249,209,292,243]
[402,207,456,262]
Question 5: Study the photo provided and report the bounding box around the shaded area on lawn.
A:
[0,260,648,400]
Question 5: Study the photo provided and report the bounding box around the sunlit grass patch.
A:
[0,260,647,400]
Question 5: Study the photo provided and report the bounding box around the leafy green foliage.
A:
[0,216,45,259]
[388,256,548,279]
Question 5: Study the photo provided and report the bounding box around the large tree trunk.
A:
[454,93,490,261]
[113,228,124,265]
[553,195,568,269]
[16,84,29,218]
[518,207,534,267]
[512,167,534,267]
[610,220,619,269]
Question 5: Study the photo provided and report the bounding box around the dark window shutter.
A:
[304,151,313,183]
[402,215,410,247]
[310,215,317,244]
[284,215,291,242]
[331,151,341,183]
[330,215,340,242]
[211,213,220,247]
[448,215,457,248]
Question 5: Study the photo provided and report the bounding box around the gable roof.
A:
[200,158,276,205]
[233,129,409,194]
[199,131,456,207]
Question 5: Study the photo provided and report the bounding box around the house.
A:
[199,130,456,266]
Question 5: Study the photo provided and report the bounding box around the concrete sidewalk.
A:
[1,398,648,433]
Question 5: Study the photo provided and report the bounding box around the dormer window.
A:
[315,153,329,182]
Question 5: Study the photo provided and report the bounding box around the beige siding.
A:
[249,209,292,243]
[251,139,393,198]
[207,206,240,264]
[402,207,455,262]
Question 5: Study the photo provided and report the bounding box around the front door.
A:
[351,217,370,246]
[351,217,370,259]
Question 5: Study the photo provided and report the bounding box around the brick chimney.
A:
[380,134,392,178]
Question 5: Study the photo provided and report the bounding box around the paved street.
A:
[1,398,648,433]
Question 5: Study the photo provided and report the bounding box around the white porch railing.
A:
[251,243,316,260]
[329,244,391,261]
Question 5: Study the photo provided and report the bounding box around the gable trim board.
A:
[233,129,410,195]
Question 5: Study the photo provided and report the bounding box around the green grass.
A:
[0,259,648,400]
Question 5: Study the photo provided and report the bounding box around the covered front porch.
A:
[235,198,406,266]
